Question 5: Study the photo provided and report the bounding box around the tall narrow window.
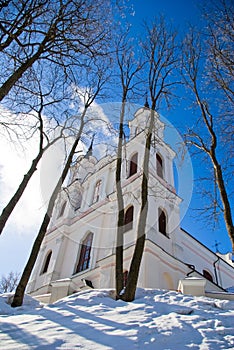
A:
[41,250,52,274]
[158,208,167,235]
[129,153,138,177]
[93,180,102,203]
[75,233,93,273]
[124,206,134,232]
[156,153,163,179]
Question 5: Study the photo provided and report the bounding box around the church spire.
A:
[84,134,95,159]
[144,92,150,108]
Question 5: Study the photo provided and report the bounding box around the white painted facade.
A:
[27,107,234,302]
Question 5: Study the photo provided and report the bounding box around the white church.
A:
[27,106,234,303]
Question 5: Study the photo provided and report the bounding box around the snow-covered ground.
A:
[0,289,233,349]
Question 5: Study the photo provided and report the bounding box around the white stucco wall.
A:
[28,107,234,301]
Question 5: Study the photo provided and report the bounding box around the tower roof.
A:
[144,94,150,109]
[84,134,95,159]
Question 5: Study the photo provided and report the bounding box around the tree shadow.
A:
[0,321,53,348]
[39,304,136,349]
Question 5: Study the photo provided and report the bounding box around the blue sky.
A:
[125,0,233,255]
[0,0,232,277]
[129,0,201,26]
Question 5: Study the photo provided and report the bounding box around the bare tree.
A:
[205,0,234,105]
[0,64,71,235]
[11,64,109,307]
[121,17,179,302]
[0,0,112,103]
[182,22,234,251]
[0,271,20,293]
[0,0,116,234]
[114,31,143,298]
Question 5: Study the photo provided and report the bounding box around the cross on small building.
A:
[213,240,221,253]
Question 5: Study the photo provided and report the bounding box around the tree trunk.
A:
[211,156,234,252]
[11,110,86,307]
[115,101,126,297]
[0,49,44,102]
[198,97,234,251]
[0,151,43,235]
[121,109,154,302]
[11,212,51,307]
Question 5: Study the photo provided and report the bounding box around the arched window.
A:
[93,180,102,203]
[58,201,67,218]
[158,208,167,235]
[41,250,52,274]
[203,270,213,282]
[156,153,163,179]
[129,153,138,177]
[75,233,93,273]
[124,206,134,232]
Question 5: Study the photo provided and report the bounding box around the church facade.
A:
[27,107,234,303]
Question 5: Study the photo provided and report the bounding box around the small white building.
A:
[27,107,234,303]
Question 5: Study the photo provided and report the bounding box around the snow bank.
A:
[0,289,234,349]
[0,293,42,315]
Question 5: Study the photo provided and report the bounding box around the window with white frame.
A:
[156,153,163,179]
[41,250,52,274]
[123,206,134,232]
[75,233,93,273]
[158,208,167,236]
[128,153,138,178]
[93,180,102,203]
